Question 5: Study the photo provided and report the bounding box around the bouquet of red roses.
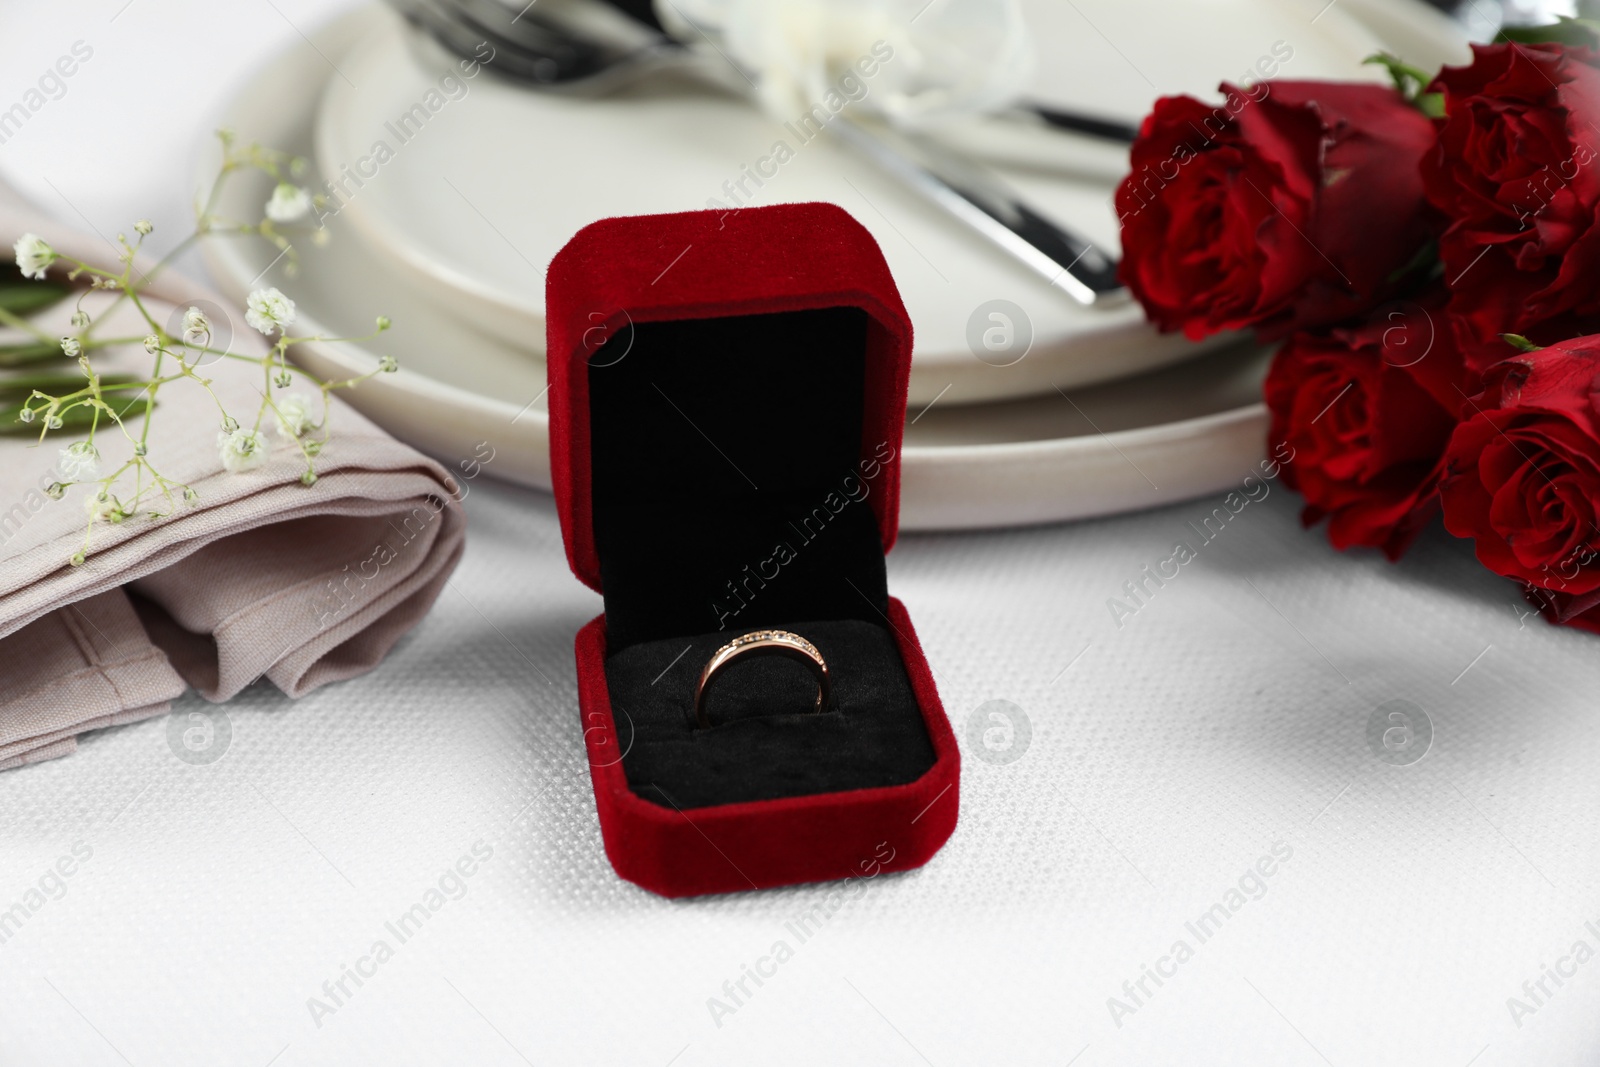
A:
[1116,21,1600,633]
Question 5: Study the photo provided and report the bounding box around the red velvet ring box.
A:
[546,202,960,898]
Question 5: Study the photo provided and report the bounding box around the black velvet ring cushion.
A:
[588,306,937,810]
[605,620,936,809]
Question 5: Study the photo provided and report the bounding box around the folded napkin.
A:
[0,199,467,770]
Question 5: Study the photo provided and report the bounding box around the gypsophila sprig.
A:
[5,129,395,565]
[217,427,269,472]
[245,287,295,336]
[272,392,315,439]
[58,441,100,482]
[13,234,53,280]
[264,183,311,224]
[181,306,210,347]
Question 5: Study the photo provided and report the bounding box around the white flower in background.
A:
[656,0,1033,127]
[245,287,295,335]
[14,233,53,279]
[143,335,161,354]
[273,392,315,439]
[182,306,211,346]
[133,218,153,236]
[59,336,81,358]
[58,441,101,481]
[217,427,269,473]
[264,183,311,223]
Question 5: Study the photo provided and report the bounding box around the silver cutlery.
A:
[387,0,1129,306]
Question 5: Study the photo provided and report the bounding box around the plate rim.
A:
[204,24,1267,469]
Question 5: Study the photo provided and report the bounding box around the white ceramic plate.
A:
[313,0,1456,406]
[202,4,1459,530]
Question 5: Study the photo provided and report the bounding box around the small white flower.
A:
[58,441,100,481]
[85,493,122,524]
[59,336,80,358]
[245,287,296,336]
[133,218,153,236]
[182,306,211,346]
[70,309,90,329]
[273,392,315,439]
[264,183,311,223]
[143,335,161,355]
[217,427,269,473]
[13,233,53,279]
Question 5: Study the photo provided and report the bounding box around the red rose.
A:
[1422,43,1600,363]
[1440,335,1600,631]
[1266,293,1467,558]
[1115,80,1438,341]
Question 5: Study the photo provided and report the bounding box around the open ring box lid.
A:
[547,203,960,898]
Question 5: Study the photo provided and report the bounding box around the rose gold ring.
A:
[694,629,830,729]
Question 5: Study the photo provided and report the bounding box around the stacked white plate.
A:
[201,0,1468,529]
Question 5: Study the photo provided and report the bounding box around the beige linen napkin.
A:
[0,202,467,769]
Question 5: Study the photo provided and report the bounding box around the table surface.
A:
[3,4,1600,1066]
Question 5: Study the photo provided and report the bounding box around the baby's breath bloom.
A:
[217,427,269,473]
[85,493,123,524]
[133,219,153,236]
[58,441,100,481]
[273,392,315,438]
[59,336,80,358]
[13,233,53,279]
[70,309,90,329]
[143,335,161,355]
[245,287,295,336]
[181,306,211,346]
[264,183,311,223]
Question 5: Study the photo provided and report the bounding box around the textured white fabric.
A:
[2,2,1599,1065]
[2,479,1599,1065]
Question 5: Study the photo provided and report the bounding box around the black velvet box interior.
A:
[589,307,936,810]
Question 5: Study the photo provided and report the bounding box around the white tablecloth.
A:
[3,4,1599,1065]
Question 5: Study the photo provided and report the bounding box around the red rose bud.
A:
[1115,81,1438,342]
[1423,43,1600,364]
[1266,292,1467,559]
[1440,334,1600,631]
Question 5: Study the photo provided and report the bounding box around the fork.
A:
[387,0,1129,306]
